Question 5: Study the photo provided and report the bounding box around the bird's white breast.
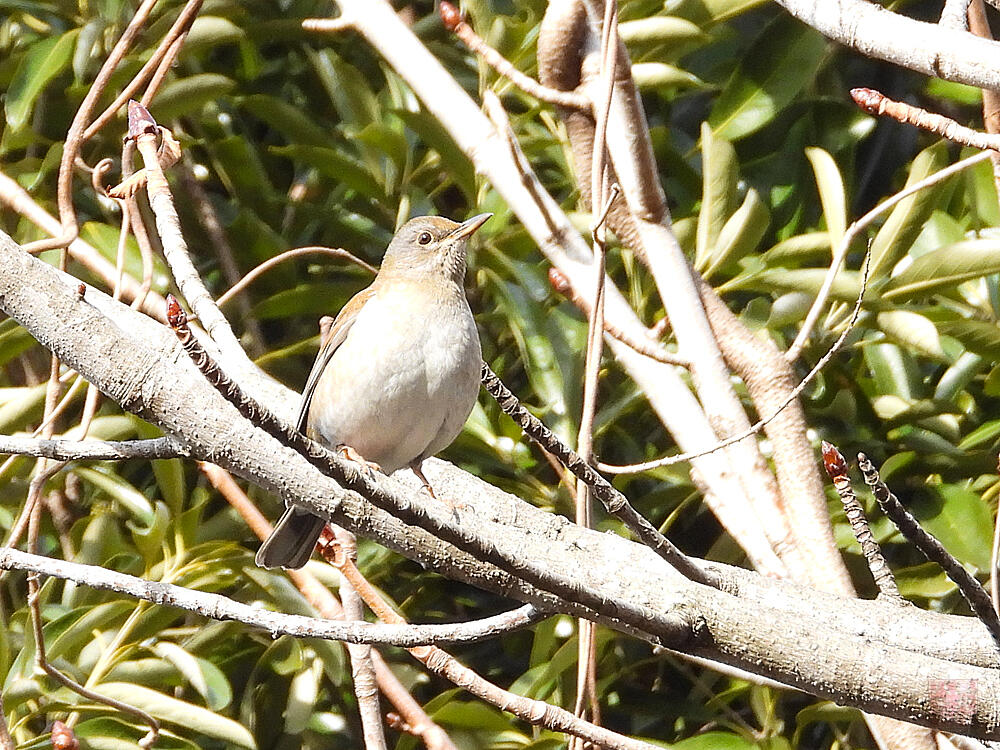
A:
[308,280,481,474]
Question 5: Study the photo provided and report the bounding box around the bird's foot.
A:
[410,461,468,515]
[337,445,382,476]
[409,461,438,499]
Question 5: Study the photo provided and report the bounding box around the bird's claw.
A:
[338,445,382,476]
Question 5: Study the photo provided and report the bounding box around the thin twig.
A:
[968,0,1000,212]
[302,16,355,33]
[81,0,203,142]
[596,254,871,474]
[21,0,161,254]
[852,87,1000,150]
[440,2,591,110]
[573,5,619,736]
[125,101,253,373]
[480,364,713,586]
[26,570,161,748]
[178,159,265,351]
[0,170,165,318]
[548,267,688,366]
[328,541,663,750]
[857,453,1000,650]
[200,464,459,750]
[5,548,544,647]
[165,297,692,641]
[333,528,389,750]
[215,246,376,310]
[0,435,185,461]
[785,150,992,363]
[820,442,902,601]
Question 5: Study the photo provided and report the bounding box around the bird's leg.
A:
[409,460,438,499]
[337,444,382,476]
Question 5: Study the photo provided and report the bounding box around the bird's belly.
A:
[307,297,480,474]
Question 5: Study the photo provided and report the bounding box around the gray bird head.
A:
[380,213,491,284]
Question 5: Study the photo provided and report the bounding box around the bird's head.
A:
[380,213,491,284]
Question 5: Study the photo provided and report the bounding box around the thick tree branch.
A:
[773,0,1000,90]
[4,230,1000,737]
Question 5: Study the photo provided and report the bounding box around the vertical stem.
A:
[335,528,389,750]
[573,0,618,741]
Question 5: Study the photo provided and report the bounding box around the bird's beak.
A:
[449,212,492,241]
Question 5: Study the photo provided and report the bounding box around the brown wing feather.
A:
[295,286,377,433]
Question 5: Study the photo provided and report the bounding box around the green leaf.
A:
[74,466,155,525]
[703,187,769,278]
[151,73,236,120]
[673,731,757,749]
[394,108,476,200]
[805,147,846,251]
[761,232,831,266]
[239,94,330,147]
[935,319,1000,361]
[876,311,946,362]
[912,484,993,571]
[76,717,200,750]
[958,419,1000,450]
[5,30,79,131]
[618,17,707,46]
[631,62,704,90]
[433,700,519,732]
[271,145,385,200]
[869,142,948,279]
[883,239,1000,301]
[707,15,827,141]
[725,268,864,303]
[180,16,245,53]
[695,122,739,269]
[151,642,233,711]
[864,342,920,400]
[94,683,255,748]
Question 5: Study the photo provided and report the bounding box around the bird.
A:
[255,213,491,569]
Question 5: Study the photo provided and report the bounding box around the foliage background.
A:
[2,0,1000,747]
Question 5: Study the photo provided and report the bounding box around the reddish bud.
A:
[547,266,572,297]
[821,441,849,480]
[52,721,79,750]
[76,283,86,299]
[165,294,186,329]
[439,1,462,31]
[850,87,884,115]
[127,99,157,139]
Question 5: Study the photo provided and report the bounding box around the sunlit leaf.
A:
[805,147,845,251]
[708,15,827,140]
[868,142,948,280]
[883,239,1000,300]
[5,29,78,130]
[95,684,255,748]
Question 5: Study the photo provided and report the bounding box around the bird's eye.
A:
[417,231,433,245]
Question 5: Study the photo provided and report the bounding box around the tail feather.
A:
[256,507,327,569]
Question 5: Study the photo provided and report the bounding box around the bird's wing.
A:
[295,286,377,433]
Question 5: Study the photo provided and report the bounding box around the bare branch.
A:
[858,454,1000,649]
[549,268,688,365]
[773,0,1000,90]
[480,364,712,585]
[597,255,871,474]
[215,246,376,310]
[441,1,590,109]
[0,435,185,461]
[330,536,663,750]
[853,87,1000,150]
[821,443,903,601]
[786,150,992,362]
